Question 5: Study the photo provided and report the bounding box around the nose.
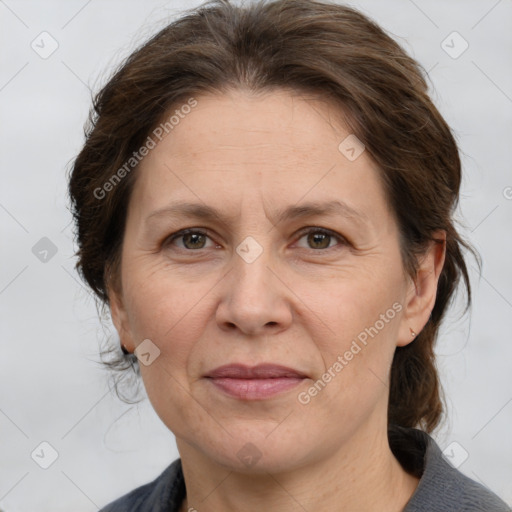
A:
[215,245,293,337]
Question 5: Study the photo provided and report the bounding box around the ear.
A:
[108,286,135,353]
[397,231,446,347]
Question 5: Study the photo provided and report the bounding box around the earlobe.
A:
[108,288,134,353]
[397,231,446,347]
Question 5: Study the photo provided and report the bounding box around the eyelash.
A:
[163,227,348,252]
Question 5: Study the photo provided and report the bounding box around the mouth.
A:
[204,363,308,400]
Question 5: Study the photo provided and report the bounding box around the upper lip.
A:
[206,363,308,379]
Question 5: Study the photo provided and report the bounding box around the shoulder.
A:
[413,453,511,511]
[99,458,185,512]
[390,426,511,512]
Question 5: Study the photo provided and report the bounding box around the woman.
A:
[68,0,510,510]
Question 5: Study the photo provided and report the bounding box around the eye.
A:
[163,227,347,252]
[164,229,218,250]
[294,227,347,250]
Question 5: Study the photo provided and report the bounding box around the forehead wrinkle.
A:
[144,199,369,232]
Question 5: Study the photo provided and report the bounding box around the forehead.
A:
[130,89,389,223]
[151,89,350,166]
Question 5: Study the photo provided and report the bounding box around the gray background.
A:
[1,0,511,510]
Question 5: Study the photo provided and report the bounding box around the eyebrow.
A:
[145,200,368,228]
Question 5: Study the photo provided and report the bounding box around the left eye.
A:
[295,228,346,250]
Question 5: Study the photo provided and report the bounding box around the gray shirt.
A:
[100,426,510,511]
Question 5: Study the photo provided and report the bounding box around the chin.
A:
[195,427,316,475]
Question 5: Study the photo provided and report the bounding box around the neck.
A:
[177,420,419,512]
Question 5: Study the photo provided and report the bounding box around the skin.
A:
[109,89,446,512]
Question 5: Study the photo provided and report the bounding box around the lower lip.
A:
[207,377,305,400]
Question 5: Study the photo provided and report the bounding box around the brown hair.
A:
[68,0,478,433]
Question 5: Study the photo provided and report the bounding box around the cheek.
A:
[120,268,216,422]
[301,265,403,346]
[128,271,214,432]
[297,285,401,436]
[122,258,214,342]
[139,360,210,445]
[298,265,404,400]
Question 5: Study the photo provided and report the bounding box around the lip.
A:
[205,364,308,400]
[206,363,307,379]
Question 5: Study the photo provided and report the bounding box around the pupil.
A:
[309,232,329,249]
[184,233,205,249]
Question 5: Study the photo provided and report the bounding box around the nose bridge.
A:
[215,235,292,335]
[231,237,275,304]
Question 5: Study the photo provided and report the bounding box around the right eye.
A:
[163,229,219,251]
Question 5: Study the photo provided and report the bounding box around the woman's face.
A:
[110,89,433,473]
